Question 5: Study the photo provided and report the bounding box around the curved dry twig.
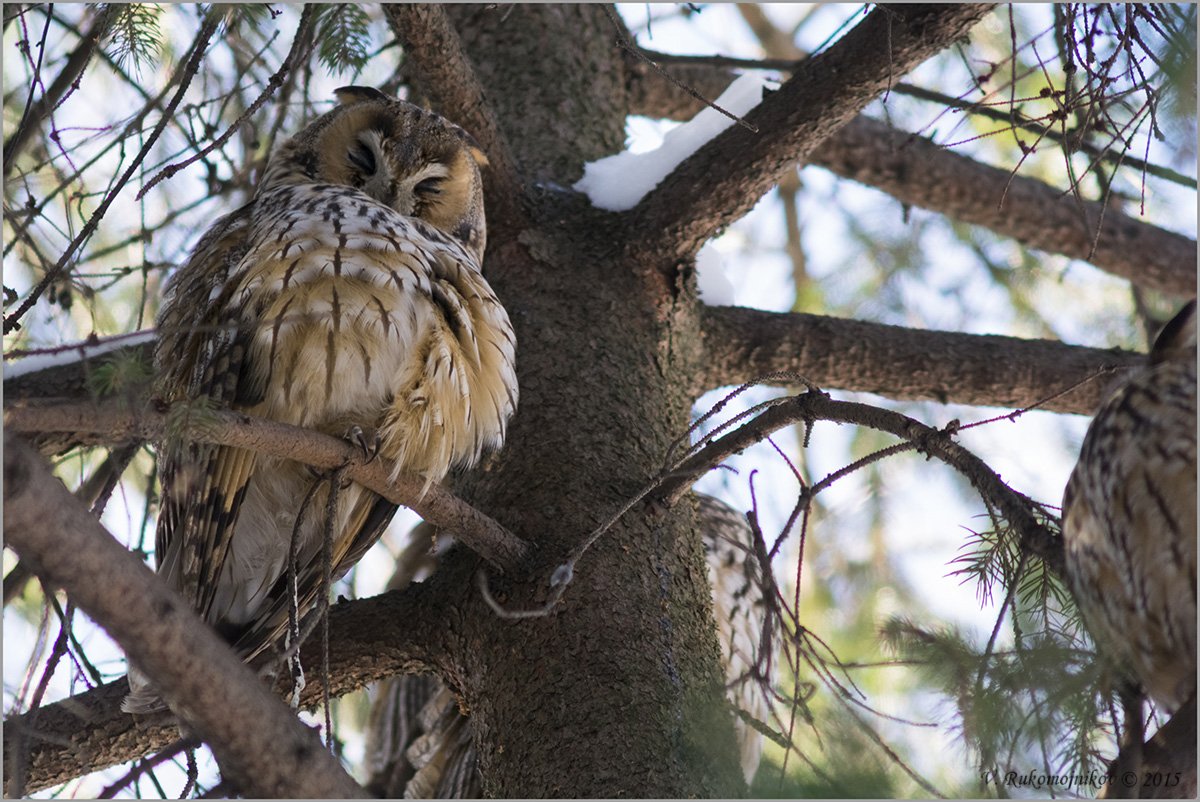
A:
[656,388,1065,577]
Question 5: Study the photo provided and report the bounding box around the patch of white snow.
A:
[574,73,771,211]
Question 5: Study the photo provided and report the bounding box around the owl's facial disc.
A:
[348,130,393,206]
[401,163,451,217]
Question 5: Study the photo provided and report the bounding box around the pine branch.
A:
[696,305,1144,415]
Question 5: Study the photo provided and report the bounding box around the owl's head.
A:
[1151,298,1197,364]
[263,87,489,261]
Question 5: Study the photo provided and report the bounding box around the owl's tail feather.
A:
[122,666,168,714]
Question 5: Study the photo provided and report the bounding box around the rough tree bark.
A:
[380,3,993,797]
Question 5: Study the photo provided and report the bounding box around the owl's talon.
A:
[344,425,382,464]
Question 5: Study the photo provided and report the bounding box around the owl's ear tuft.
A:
[467,145,489,168]
[452,128,489,168]
[335,86,391,106]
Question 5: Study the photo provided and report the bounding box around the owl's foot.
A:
[344,425,382,464]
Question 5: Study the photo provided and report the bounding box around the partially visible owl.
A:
[1062,300,1196,714]
[123,88,519,713]
[364,495,775,796]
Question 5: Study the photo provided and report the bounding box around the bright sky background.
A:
[3,3,1195,797]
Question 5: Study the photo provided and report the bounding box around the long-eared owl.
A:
[1062,300,1196,714]
[123,87,518,713]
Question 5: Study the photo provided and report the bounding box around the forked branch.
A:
[656,388,1065,577]
[3,435,368,799]
[628,4,994,262]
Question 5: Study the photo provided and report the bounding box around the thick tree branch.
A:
[3,398,530,574]
[382,4,524,229]
[1132,696,1198,799]
[3,569,447,794]
[627,4,994,262]
[2,435,368,798]
[696,305,1143,415]
[811,116,1197,297]
[625,57,1195,296]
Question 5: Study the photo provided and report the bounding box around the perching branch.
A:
[696,305,1144,415]
[627,4,995,263]
[2,434,368,799]
[3,397,530,574]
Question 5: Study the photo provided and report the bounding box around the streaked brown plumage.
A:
[1062,300,1196,714]
[365,495,775,795]
[124,88,518,713]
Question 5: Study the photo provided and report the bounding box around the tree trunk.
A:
[390,5,745,795]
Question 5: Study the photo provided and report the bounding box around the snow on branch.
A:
[625,3,995,263]
[624,56,1195,296]
[575,74,770,212]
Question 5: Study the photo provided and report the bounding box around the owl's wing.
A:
[698,493,773,785]
[229,494,400,663]
[153,206,267,621]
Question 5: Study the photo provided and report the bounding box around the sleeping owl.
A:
[123,87,518,713]
[1062,300,1196,715]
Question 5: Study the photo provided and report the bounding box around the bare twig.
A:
[654,389,1065,577]
[97,737,200,799]
[3,6,113,178]
[636,48,1195,191]
[4,10,220,334]
[604,7,757,133]
[135,5,317,199]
